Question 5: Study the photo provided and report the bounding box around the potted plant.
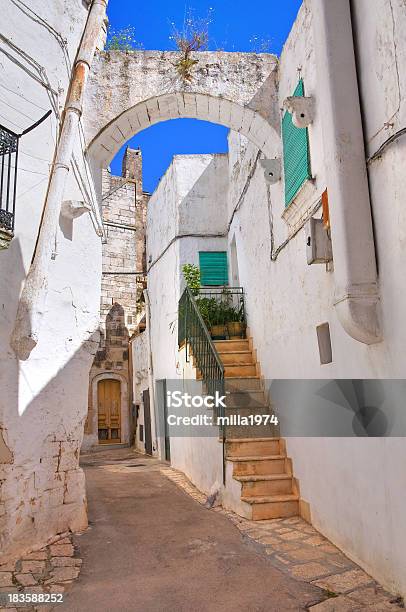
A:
[208,300,228,340]
[226,298,246,339]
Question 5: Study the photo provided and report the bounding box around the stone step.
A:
[226,438,281,457]
[225,390,267,407]
[224,364,258,378]
[241,494,300,520]
[228,455,289,477]
[225,406,270,416]
[214,339,250,352]
[225,378,263,392]
[219,351,255,365]
[223,425,278,439]
[237,474,294,497]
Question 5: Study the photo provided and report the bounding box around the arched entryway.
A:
[84,372,130,449]
[83,50,280,167]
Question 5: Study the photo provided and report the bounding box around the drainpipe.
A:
[10,0,108,360]
[143,289,158,455]
[312,0,382,344]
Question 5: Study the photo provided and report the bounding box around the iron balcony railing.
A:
[0,111,52,236]
[0,125,19,233]
[196,286,246,339]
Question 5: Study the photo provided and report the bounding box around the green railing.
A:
[196,287,246,339]
[178,287,227,483]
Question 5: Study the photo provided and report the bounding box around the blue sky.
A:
[107,0,302,192]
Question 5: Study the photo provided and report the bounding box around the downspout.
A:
[312,0,382,344]
[143,289,158,455]
[10,0,108,360]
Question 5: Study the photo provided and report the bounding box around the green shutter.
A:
[282,79,311,206]
[199,252,228,286]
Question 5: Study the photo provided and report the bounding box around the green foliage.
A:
[106,26,142,51]
[182,263,201,296]
[182,264,244,333]
[195,294,244,328]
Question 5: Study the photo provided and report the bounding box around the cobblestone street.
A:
[1,448,403,611]
[62,449,323,611]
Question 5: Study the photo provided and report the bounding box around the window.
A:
[282,79,311,207]
[199,251,228,286]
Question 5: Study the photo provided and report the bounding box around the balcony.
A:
[194,286,247,341]
[0,125,18,249]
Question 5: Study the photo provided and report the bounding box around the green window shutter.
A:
[199,252,228,286]
[282,79,311,207]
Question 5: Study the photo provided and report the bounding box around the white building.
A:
[134,0,406,599]
[1,0,405,600]
[0,0,106,560]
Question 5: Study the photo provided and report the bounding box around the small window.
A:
[282,79,312,207]
[199,251,228,286]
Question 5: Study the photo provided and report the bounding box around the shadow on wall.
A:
[0,237,100,561]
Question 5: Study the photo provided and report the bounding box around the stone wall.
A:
[0,0,104,562]
[84,148,148,449]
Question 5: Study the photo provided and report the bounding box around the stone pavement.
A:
[162,467,405,612]
[1,448,403,611]
[62,448,323,611]
[0,533,82,610]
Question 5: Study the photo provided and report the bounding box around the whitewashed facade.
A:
[139,0,406,598]
[0,1,105,560]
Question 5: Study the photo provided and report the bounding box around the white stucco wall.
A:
[0,0,103,560]
[130,331,149,453]
[225,0,406,597]
[145,155,228,483]
[141,1,406,597]
[147,154,228,385]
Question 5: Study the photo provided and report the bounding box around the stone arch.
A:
[88,93,277,166]
[88,372,129,447]
[83,50,280,167]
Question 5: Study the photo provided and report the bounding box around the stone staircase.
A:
[214,338,300,521]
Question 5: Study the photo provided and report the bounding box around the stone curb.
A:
[0,533,82,611]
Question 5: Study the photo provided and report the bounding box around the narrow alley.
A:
[62,449,322,611]
[2,1,406,609]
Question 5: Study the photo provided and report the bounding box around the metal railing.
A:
[178,287,227,482]
[0,125,19,232]
[178,287,225,396]
[0,112,52,236]
[196,286,246,339]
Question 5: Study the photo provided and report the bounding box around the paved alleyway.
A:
[62,449,322,612]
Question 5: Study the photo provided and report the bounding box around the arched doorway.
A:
[97,378,121,443]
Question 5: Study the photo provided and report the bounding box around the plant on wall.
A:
[106,26,143,51]
[170,9,213,82]
[182,263,201,296]
[182,265,244,335]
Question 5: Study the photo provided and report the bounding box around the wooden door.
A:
[98,379,121,443]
